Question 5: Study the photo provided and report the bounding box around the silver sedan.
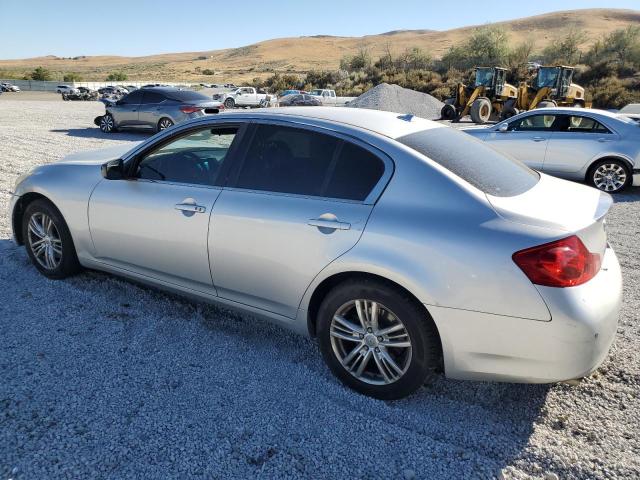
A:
[464,107,640,193]
[9,107,622,399]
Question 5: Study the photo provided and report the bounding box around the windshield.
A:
[309,89,323,95]
[396,127,539,197]
[536,68,560,88]
[474,68,494,87]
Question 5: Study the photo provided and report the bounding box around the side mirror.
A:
[101,158,125,180]
[498,123,509,132]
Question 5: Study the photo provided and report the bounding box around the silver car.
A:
[99,87,223,134]
[10,108,622,399]
[465,107,640,193]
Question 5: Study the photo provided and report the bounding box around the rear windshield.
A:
[397,127,539,197]
[164,90,210,102]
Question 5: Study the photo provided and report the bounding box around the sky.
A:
[0,0,638,59]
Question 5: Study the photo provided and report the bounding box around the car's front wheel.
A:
[224,98,235,109]
[22,199,81,279]
[589,159,631,193]
[99,114,116,133]
[317,279,441,400]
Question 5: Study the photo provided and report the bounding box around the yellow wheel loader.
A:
[441,67,518,124]
[516,65,589,111]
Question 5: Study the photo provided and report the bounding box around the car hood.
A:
[57,144,140,166]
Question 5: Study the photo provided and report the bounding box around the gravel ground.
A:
[1,96,639,479]
[347,83,444,120]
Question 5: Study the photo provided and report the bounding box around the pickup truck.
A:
[218,87,272,108]
[307,89,356,106]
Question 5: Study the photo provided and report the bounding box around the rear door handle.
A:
[175,203,206,213]
[532,136,546,142]
[308,218,351,231]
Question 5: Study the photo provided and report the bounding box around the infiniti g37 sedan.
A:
[10,107,622,399]
[464,107,640,193]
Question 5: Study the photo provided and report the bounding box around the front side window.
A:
[235,124,385,200]
[508,114,556,131]
[136,127,238,186]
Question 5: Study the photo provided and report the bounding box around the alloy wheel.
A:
[330,299,413,385]
[27,212,62,270]
[593,163,627,192]
[158,118,174,130]
[100,115,114,132]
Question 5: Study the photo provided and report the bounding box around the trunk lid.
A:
[487,173,612,256]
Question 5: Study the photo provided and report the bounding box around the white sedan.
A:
[465,107,640,193]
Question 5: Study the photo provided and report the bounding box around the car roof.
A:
[524,107,620,119]
[217,106,443,139]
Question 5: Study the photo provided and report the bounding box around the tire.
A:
[317,278,441,400]
[536,100,556,109]
[588,159,631,193]
[62,94,69,101]
[440,104,457,120]
[99,114,116,133]
[470,97,492,124]
[500,105,519,121]
[573,101,584,108]
[224,98,235,109]
[22,199,81,279]
[157,117,174,132]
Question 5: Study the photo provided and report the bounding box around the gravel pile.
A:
[347,83,444,120]
[1,94,640,479]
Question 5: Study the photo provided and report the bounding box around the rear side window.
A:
[141,91,165,104]
[120,90,143,104]
[325,142,385,200]
[566,116,611,133]
[397,127,539,197]
[235,124,385,200]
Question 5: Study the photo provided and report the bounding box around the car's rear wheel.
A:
[22,199,81,279]
[157,117,174,132]
[589,159,630,193]
[100,114,116,133]
[317,279,441,400]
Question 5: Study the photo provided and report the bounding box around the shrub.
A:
[202,69,215,75]
[106,72,128,81]
[63,72,82,82]
[30,66,51,81]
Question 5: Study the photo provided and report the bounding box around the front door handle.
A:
[308,218,351,231]
[597,138,613,143]
[175,203,206,213]
[531,136,546,142]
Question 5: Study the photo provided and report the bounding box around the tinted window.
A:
[137,127,238,185]
[120,90,143,104]
[163,90,211,102]
[141,91,165,104]
[508,114,556,131]
[397,127,539,197]
[236,125,339,196]
[325,142,385,201]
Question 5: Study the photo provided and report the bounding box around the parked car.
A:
[62,87,98,101]
[218,87,272,109]
[464,107,640,193]
[1,82,20,92]
[618,103,640,123]
[279,89,306,98]
[279,93,322,107]
[10,107,622,399]
[308,89,356,106]
[56,85,78,94]
[98,86,127,95]
[97,87,223,133]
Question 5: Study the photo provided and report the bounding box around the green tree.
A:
[63,72,83,82]
[105,72,128,81]
[466,26,510,66]
[542,28,586,65]
[605,26,640,66]
[30,66,51,81]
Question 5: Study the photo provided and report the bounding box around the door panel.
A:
[210,190,372,318]
[483,131,550,170]
[113,104,140,127]
[89,180,221,293]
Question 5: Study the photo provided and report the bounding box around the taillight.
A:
[512,235,601,288]
[180,105,203,114]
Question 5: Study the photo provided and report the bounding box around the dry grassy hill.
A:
[1,8,639,83]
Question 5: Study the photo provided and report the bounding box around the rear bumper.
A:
[431,247,621,383]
